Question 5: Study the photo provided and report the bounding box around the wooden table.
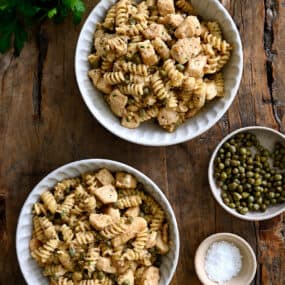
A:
[0,0,284,284]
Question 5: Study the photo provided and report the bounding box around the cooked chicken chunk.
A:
[108,89,128,117]
[155,231,169,254]
[138,40,159,65]
[171,37,202,64]
[104,206,121,220]
[125,206,140,217]
[118,269,135,285]
[89,213,113,230]
[95,168,115,186]
[143,23,171,41]
[157,0,175,16]
[175,16,201,38]
[116,172,137,188]
[88,69,112,94]
[159,14,184,28]
[185,55,208,78]
[91,184,118,204]
[139,266,160,285]
[205,80,218,100]
[157,108,179,126]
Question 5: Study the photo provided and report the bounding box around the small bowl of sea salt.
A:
[195,233,257,285]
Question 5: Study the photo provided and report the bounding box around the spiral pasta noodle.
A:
[31,169,171,284]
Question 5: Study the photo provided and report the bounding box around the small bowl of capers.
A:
[208,126,285,221]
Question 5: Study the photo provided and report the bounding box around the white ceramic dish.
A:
[16,159,180,285]
[75,0,243,146]
[208,126,285,221]
[195,233,257,285]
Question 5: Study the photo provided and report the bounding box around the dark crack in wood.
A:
[264,0,282,130]
[33,26,48,121]
[0,191,6,242]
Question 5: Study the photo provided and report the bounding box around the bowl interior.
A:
[16,159,179,285]
[209,127,285,221]
[75,0,243,146]
[195,233,257,285]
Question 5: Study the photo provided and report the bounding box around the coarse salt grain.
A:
[205,241,242,284]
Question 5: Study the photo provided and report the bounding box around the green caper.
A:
[159,69,167,78]
[143,86,150,95]
[128,17,137,25]
[122,280,131,285]
[176,64,185,71]
[97,272,105,280]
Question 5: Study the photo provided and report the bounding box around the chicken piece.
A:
[121,112,140,129]
[88,69,112,94]
[171,38,202,64]
[88,54,101,68]
[112,217,147,247]
[182,77,196,92]
[185,55,208,78]
[104,206,121,220]
[175,16,201,38]
[125,206,140,217]
[155,231,169,254]
[192,81,207,109]
[145,231,157,248]
[159,14,184,28]
[138,40,159,66]
[139,266,160,285]
[157,108,179,126]
[89,213,113,231]
[96,257,117,274]
[29,238,42,252]
[205,80,218,100]
[118,269,135,285]
[157,0,175,16]
[88,69,101,85]
[95,168,115,186]
[152,38,170,59]
[108,89,128,117]
[91,184,118,204]
[143,23,171,41]
[116,172,137,189]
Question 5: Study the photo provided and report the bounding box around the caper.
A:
[159,69,167,78]
[176,64,185,71]
[97,272,105,280]
[143,86,150,95]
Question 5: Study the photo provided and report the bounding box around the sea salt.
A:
[205,241,242,284]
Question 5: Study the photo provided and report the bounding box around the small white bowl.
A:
[208,126,285,221]
[75,0,243,146]
[16,159,180,285]
[195,233,257,285]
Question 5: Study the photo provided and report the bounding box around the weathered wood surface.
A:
[0,0,284,284]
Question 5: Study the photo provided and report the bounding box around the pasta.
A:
[88,0,231,132]
[30,168,169,285]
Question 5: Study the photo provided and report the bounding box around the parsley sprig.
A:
[0,0,86,55]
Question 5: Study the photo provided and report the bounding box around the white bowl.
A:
[195,233,257,285]
[75,0,243,146]
[208,126,285,221]
[16,159,180,285]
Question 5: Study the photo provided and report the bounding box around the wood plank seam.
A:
[32,26,48,122]
[264,0,282,131]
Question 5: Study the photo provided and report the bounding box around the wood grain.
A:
[0,0,284,284]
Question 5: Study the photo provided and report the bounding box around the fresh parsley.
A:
[0,0,86,55]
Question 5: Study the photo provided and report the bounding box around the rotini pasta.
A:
[31,169,171,285]
[87,0,231,132]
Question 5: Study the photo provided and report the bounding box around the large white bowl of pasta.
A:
[16,159,179,285]
[75,0,243,146]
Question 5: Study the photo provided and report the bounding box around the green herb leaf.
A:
[48,8,58,19]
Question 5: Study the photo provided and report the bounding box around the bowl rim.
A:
[74,0,243,146]
[208,126,285,221]
[16,158,180,285]
[194,232,257,285]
